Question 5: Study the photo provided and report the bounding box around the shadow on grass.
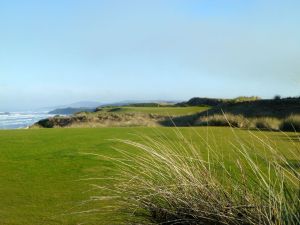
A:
[159,113,200,127]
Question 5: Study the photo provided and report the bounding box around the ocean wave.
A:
[0,113,54,129]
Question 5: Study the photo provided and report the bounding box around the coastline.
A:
[0,112,54,130]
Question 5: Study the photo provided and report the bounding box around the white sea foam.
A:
[0,112,55,129]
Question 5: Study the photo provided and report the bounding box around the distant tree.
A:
[274,95,281,100]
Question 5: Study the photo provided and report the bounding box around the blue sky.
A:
[0,0,299,111]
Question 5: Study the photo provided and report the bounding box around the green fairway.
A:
[98,106,210,116]
[0,127,298,225]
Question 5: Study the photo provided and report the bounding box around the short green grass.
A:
[99,106,210,116]
[0,127,298,224]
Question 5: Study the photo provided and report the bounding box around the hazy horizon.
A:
[1,0,300,111]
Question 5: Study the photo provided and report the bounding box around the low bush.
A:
[280,115,300,132]
[37,118,55,128]
[195,113,250,128]
[253,117,281,130]
[195,114,300,132]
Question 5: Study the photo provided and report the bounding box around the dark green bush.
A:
[37,119,54,128]
[280,115,300,132]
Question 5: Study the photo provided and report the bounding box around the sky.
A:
[0,0,300,111]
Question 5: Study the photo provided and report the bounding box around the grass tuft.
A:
[195,113,300,132]
[106,128,300,224]
[253,117,281,131]
[195,113,250,128]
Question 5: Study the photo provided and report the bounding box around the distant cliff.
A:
[48,107,95,115]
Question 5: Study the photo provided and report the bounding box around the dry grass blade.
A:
[95,127,300,224]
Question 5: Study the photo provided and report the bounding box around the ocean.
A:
[0,112,55,129]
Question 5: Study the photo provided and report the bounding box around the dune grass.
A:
[109,129,300,224]
[196,113,300,131]
[0,127,299,224]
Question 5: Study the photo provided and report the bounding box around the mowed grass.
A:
[99,106,210,116]
[0,127,298,225]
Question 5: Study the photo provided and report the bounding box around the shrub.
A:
[280,115,300,132]
[195,114,300,131]
[195,113,250,128]
[274,95,281,100]
[253,117,281,130]
[37,118,55,128]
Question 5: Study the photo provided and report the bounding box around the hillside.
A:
[96,106,209,115]
[34,106,208,128]
[196,98,300,118]
[177,96,261,106]
[34,98,300,129]
[168,98,300,130]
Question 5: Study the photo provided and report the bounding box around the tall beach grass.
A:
[100,127,300,224]
[195,113,300,132]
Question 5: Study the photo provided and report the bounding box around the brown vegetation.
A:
[33,112,167,128]
[195,113,299,131]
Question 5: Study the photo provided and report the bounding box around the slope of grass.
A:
[97,106,210,116]
[0,127,299,224]
[34,106,210,128]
